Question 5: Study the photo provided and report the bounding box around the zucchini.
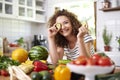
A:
[58,60,71,64]
[95,72,120,80]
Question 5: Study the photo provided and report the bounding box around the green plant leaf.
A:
[102,27,112,46]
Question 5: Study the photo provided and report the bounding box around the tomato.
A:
[9,43,19,47]
[92,54,102,65]
[73,56,87,65]
[86,58,96,66]
[98,56,112,66]
[0,69,9,76]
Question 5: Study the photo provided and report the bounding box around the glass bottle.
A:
[32,35,40,47]
[0,37,3,56]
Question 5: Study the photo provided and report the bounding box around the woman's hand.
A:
[77,23,89,39]
[48,24,59,38]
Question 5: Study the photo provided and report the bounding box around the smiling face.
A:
[56,15,73,37]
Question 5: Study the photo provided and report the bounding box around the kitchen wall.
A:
[96,1,120,52]
[0,0,120,52]
[0,0,48,50]
[46,0,120,52]
[46,0,81,21]
[0,17,47,49]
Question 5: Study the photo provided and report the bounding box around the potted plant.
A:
[102,27,112,51]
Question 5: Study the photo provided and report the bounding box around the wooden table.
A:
[1,66,120,80]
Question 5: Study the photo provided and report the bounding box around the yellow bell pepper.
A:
[54,64,71,80]
[25,60,33,65]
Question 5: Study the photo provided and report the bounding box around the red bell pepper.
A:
[33,60,48,72]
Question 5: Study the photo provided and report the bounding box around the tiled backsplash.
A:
[105,19,120,51]
[0,17,48,50]
[0,18,31,42]
[0,18,42,50]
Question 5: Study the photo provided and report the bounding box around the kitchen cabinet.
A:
[0,0,46,23]
[0,0,15,18]
[35,0,46,23]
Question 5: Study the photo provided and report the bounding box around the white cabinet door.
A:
[0,0,15,18]
[0,0,46,23]
[17,0,34,20]
[35,0,46,23]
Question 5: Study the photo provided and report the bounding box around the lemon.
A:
[12,48,28,63]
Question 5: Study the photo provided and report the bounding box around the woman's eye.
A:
[64,21,69,24]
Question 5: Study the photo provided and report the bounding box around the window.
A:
[54,1,96,39]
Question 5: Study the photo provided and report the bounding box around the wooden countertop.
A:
[3,53,11,57]
[1,66,120,80]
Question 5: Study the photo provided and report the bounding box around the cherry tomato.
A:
[73,56,87,65]
[92,54,102,65]
[86,58,96,66]
[0,69,9,76]
[98,56,112,66]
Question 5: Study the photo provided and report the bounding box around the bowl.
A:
[67,63,115,80]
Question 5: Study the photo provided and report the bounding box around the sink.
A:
[104,51,120,66]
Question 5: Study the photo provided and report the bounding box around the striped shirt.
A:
[64,34,94,60]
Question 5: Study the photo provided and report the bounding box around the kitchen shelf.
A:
[99,6,120,12]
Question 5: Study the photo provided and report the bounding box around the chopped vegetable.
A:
[55,23,61,30]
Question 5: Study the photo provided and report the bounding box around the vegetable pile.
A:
[0,56,20,76]
[0,56,20,69]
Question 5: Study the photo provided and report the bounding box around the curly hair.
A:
[48,9,82,47]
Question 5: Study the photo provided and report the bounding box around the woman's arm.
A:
[77,38,88,57]
[77,25,92,57]
[48,37,64,64]
[85,41,93,57]
[47,25,64,64]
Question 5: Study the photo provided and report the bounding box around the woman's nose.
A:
[61,24,65,29]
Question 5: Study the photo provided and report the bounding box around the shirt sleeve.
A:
[84,34,93,43]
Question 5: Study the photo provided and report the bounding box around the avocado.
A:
[39,70,52,80]
[30,72,42,80]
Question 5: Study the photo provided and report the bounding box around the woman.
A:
[47,9,94,64]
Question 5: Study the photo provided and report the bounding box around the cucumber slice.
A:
[56,23,61,30]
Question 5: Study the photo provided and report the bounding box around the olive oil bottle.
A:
[0,37,3,56]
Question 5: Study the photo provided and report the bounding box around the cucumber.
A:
[58,60,71,64]
[95,72,120,80]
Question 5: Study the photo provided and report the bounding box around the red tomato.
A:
[9,43,19,47]
[98,57,112,66]
[92,54,102,65]
[0,69,9,76]
[86,58,96,66]
[70,60,75,64]
[73,56,87,65]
